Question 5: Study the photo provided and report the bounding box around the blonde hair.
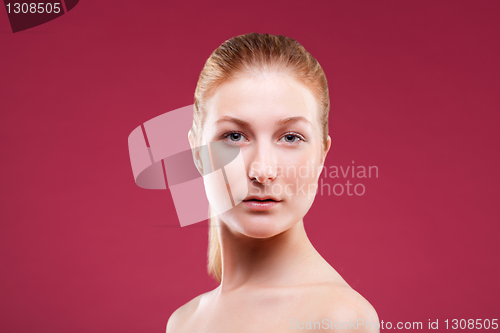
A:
[190,33,330,283]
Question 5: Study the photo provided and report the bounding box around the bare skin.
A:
[167,220,379,333]
[167,73,379,333]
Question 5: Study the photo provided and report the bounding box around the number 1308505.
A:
[6,3,61,14]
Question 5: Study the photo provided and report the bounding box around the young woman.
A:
[167,33,379,333]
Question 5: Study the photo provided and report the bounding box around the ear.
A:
[188,129,204,175]
[188,129,195,149]
[323,135,331,163]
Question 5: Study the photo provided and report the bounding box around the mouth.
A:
[242,197,280,211]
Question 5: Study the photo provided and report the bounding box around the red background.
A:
[1,1,499,332]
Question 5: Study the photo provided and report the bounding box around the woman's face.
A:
[200,72,330,238]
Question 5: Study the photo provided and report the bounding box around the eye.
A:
[222,131,247,142]
[280,132,305,144]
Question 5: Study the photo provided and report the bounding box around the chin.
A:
[221,210,295,239]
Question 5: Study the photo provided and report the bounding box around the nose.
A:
[248,142,278,184]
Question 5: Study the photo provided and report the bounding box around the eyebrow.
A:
[215,115,312,126]
[215,116,250,126]
[276,116,312,126]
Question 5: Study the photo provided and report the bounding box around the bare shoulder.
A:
[165,292,206,333]
[312,282,379,332]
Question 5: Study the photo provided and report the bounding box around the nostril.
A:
[248,159,278,184]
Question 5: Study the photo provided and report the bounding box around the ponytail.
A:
[207,207,222,283]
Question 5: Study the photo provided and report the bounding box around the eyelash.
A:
[222,131,246,142]
[221,131,306,144]
[280,132,306,143]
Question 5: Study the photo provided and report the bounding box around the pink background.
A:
[1,1,498,332]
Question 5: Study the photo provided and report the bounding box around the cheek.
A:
[202,143,249,215]
[274,158,320,215]
[280,150,322,189]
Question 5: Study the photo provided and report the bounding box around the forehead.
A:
[204,74,319,127]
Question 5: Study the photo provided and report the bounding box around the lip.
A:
[242,197,281,211]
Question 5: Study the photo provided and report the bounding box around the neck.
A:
[216,218,323,292]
